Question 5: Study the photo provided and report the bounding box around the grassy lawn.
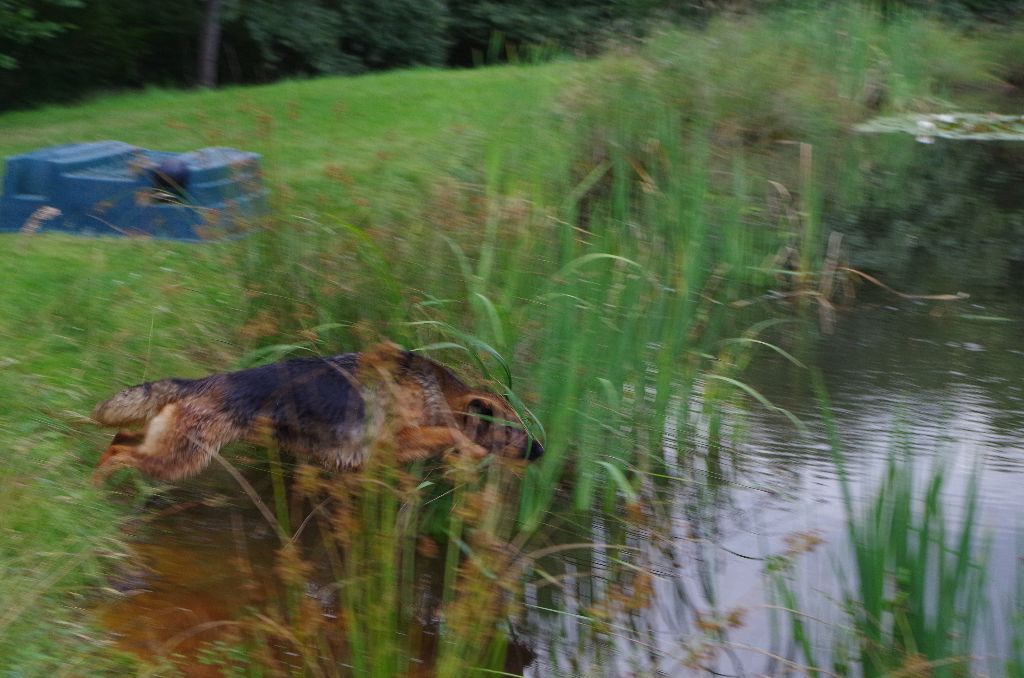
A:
[0,236,243,670]
[0,63,578,219]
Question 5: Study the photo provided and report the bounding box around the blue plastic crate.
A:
[0,141,268,240]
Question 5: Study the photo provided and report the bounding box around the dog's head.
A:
[453,393,543,461]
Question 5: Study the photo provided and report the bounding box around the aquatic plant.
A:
[855,113,1024,142]
[770,388,991,677]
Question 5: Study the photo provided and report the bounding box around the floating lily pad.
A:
[854,113,1024,142]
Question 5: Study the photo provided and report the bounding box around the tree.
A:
[197,0,222,87]
[0,0,82,69]
[334,0,450,70]
[222,0,348,76]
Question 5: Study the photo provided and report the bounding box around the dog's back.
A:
[219,354,367,462]
[93,354,369,473]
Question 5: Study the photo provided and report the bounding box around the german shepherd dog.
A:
[92,343,542,482]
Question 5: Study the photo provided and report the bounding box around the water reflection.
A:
[96,503,281,676]
[630,294,1024,674]
[834,135,1024,293]
[749,299,1024,484]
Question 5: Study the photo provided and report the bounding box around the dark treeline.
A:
[1,0,1022,110]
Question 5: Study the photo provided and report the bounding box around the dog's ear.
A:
[452,394,503,435]
[464,397,496,418]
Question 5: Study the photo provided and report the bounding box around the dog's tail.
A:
[92,379,190,426]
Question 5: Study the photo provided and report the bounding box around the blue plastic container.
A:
[0,141,268,240]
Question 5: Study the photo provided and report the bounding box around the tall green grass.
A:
[839,457,987,676]
[1007,556,1024,677]
[96,45,802,671]
[769,386,991,677]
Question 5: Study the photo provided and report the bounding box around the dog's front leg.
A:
[92,430,147,484]
[393,426,488,463]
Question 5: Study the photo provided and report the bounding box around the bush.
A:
[335,0,451,70]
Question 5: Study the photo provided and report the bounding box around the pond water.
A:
[564,132,1024,675]
[638,292,1024,675]
[96,136,1024,675]
[97,506,282,677]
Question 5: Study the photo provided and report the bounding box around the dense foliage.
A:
[2,0,1022,110]
[0,0,82,69]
